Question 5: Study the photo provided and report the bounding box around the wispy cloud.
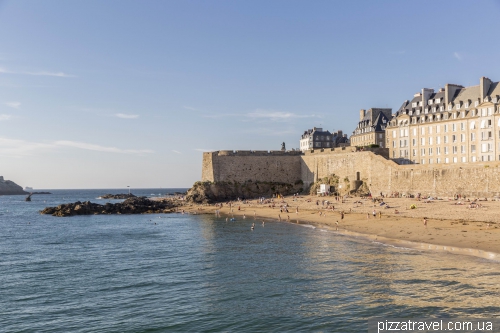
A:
[172,150,182,154]
[115,113,139,119]
[25,71,76,78]
[0,114,12,121]
[453,52,462,61]
[54,140,153,154]
[183,106,199,111]
[0,137,54,157]
[0,137,154,157]
[246,109,320,121]
[194,148,214,152]
[0,67,76,77]
[5,102,20,109]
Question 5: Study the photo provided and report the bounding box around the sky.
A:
[1,0,500,189]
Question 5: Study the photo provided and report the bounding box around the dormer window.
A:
[432,107,436,113]
[428,100,433,105]
[448,104,452,111]
[440,106,444,112]
[436,98,441,103]
[465,102,469,108]
[456,103,460,110]
[412,102,417,107]
[493,96,498,103]
[475,101,479,107]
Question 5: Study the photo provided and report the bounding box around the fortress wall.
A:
[202,151,302,184]
[202,149,500,197]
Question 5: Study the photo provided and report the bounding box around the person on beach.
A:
[423,217,428,228]
[278,214,281,221]
[243,214,246,219]
[378,211,382,219]
[335,221,339,231]
[372,209,376,217]
[262,221,265,226]
[296,207,299,215]
[287,215,290,221]
[367,213,370,219]
[341,211,344,220]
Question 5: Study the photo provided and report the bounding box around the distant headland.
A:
[0,176,28,195]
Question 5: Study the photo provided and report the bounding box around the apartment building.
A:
[350,108,392,148]
[387,77,500,165]
[299,128,349,152]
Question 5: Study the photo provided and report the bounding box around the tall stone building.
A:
[299,127,348,152]
[350,108,392,148]
[387,76,500,165]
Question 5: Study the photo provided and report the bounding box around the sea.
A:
[1,189,500,332]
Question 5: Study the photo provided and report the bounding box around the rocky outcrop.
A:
[99,193,136,199]
[40,197,180,217]
[0,176,28,195]
[186,180,304,204]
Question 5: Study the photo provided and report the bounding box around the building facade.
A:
[387,77,500,165]
[350,108,392,148]
[299,128,348,152]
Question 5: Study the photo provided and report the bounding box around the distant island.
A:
[0,176,28,195]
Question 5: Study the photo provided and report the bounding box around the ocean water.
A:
[1,189,500,332]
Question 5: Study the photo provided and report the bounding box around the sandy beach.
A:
[178,195,500,257]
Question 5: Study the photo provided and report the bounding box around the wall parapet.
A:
[209,150,303,156]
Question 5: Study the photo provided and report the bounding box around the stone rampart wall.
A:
[202,150,500,197]
[202,151,302,184]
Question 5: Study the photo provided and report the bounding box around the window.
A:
[392,151,396,158]
[453,146,457,154]
[429,137,433,145]
[462,156,466,162]
[436,125,440,133]
[471,133,475,141]
[413,128,417,136]
[421,148,425,156]
[444,147,449,154]
[471,145,476,153]
[393,131,396,138]
[488,107,493,116]
[448,105,452,111]
[465,102,469,108]
[412,102,417,107]
[429,158,433,164]
[456,103,460,110]
[429,148,433,155]
[428,125,432,134]
[392,141,396,148]
[437,147,441,155]
[475,101,479,106]
[421,159,425,164]
[445,157,449,163]
[452,124,456,131]
[412,149,416,157]
[437,158,441,163]
[461,145,465,153]
[482,143,488,153]
[436,98,440,103]
[421,127,425,135]
[437,136,441,144]
[444,124,448,132]
[421,137,425,145]
[444,136,448,144]
[453,157,458,163]
[472,156,477,162]
[452,135,456,142]
[412,139,416,146]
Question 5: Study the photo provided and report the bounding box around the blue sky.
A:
[1,0,500,188]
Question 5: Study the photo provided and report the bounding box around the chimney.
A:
[359,109,366,121]
[445,84,463,106]
[421,88,434,107]
[480,77,492,102]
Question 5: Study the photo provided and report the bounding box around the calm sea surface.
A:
[1,189,500,332]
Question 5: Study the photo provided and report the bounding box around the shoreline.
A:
[179,195,500,260]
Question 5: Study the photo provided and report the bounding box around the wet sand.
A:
[179,195,500,256]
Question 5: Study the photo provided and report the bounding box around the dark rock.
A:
[0,176,28,195]
[99,193,136,199]
[41,197,180,217]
